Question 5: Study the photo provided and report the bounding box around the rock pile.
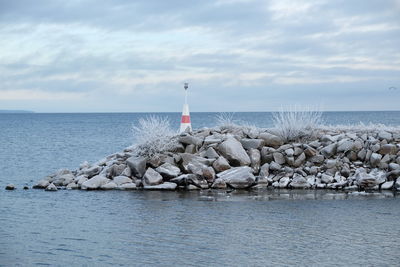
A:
[33,127,400,192]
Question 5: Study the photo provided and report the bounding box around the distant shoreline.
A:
[0,110,34,113]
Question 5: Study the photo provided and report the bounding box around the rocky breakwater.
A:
[33,127,400,192]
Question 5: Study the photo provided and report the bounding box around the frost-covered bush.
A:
[215,112,237,130]
[215,112,259,136]
[132,116,178,158]
[272,107,322,141]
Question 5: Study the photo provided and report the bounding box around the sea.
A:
[1,111,400,266]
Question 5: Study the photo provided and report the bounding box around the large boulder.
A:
[126,156,147,178]
[321,143,337,158]
[379,144,398,155]
[248,148,261,173]
[143,168,163,186]
[216,166,256,189]
[370,153,382,168]
[240,138,264,150]
[33,179,50,189]
[290,174,311,188]
[258,133,283,148]
[179,135,203,146]
[155,163,181,178]
[101,181,118,190]
[212,156,231,173]
[218,137,251,166]
[81,175,110,190]
[82,166,102,178]
[181,153,212,172]
[113,176,133,186]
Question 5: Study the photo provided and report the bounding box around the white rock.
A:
[81,175,110,190]
[113,176,133,186]
[143,168,163,186]
[278,177,290,188]
[273,152,286,165]
[100,181,118,190]
[45,183,58,191]
[381,181,394,190]
[370,153,382,167]
[216,166,256,189]
[321,174,334,184]
[33,179,50,189]
[156,163,181,178]
[218,137,251,166]
[66,182,79,190]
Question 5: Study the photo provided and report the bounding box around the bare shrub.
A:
[215,112,237,130]
[132,116,178,158]
[272,106,323,141]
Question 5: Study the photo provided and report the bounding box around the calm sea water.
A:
[1,111,400,266]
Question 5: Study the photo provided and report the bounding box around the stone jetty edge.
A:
[30,127,400,192]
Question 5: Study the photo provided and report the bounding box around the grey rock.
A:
[379,144,398,155]
[381,181,394,190]
[113,176,133,186]
[181,153,212,173]
[352,141,363,152]
[126,156,147,178]
[290,174,310,188]
[371,143,381,153]
[205,147,219,159]
[258,132,283,148]
[143,168,163,186]
[378,131,392,141]
[212,156,231,173]
[325,159,337,169]
[260,147,274,164]
[308,140,321,148]
[357,149,367,161]
[248,148,261,173]
[101,181,118,190]
[310,155,324,164]
[204,135,223,145]
[83,166,102,178]
[179,135,203,146]
[337,139,353,152]
[293,146,303,156]
[278,177,290,188]
[293,153,306,168]
[185,144,197,154]
[304,145,317,157]
[284,148,294,156]
[240,138,264,150]
[321,143,337,158]
[156,163,181,178]
[389,163,400,170]
[273,152,286,165]
[217,137,251,166]
[33,179,50,189]
[66,182,79,190]
[5,184,15,190]
[121,167,132,177]
[118,183,137,190]
[216,166,256,188]
[144,182,177,190]
[321,174,334,184]
[81,175,110,190]
[269,161,282,172]
[259,163,270,178]
[370,153,382,168]
[202,166,216,182]
[45,183,58,191]
[211,178,227,189]
[76,175,88,186]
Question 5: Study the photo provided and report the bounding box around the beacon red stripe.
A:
[181,115,191,123]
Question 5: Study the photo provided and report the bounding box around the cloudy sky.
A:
[0,0,399,112]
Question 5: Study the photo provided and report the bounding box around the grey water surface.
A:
[1,111,400,266]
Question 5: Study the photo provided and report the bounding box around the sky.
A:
[0,0,399,112]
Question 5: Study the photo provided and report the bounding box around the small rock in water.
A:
[23,185,29,190]
[5,184,15,190]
